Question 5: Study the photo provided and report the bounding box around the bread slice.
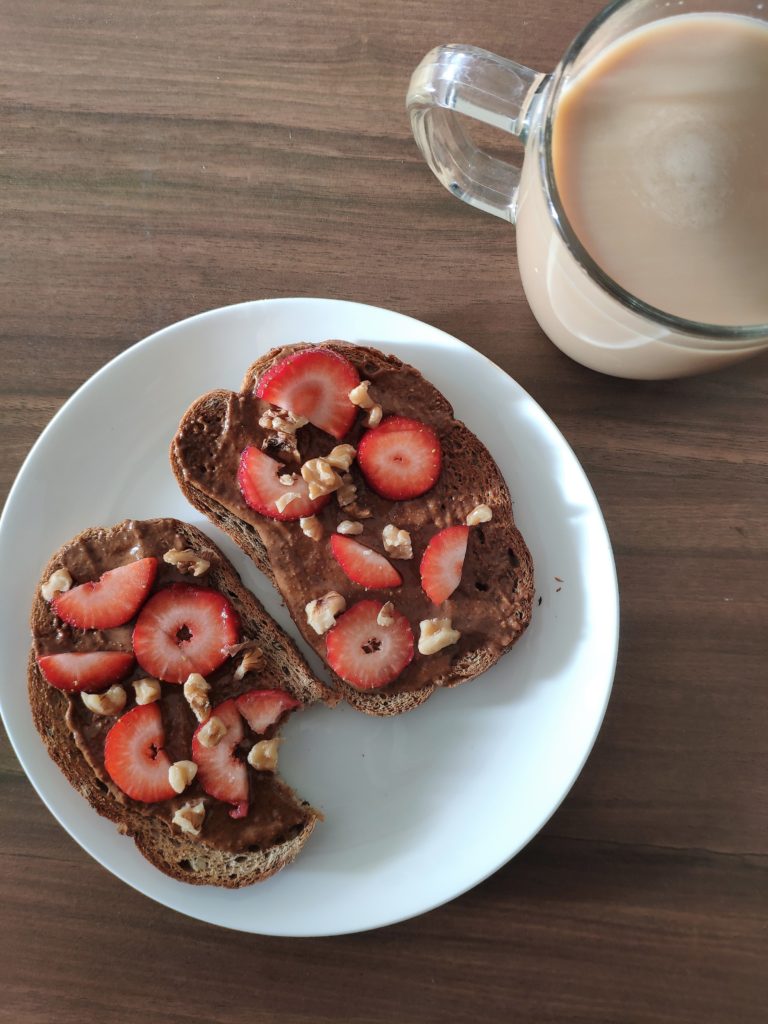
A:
[29,518,336,887]
[171,343,534,716]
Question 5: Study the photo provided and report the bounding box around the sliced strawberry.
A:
[357,416,442,500]
[326,599,414,690]
[256,348,360,439]
[104,704,176,803]
[52,557,158,630]
[237,445,330,522]
[330,534,402,589]
[133,584,240,683]
[420,525,470,604]
[235,689,300,735]
[192,699,248,814]
[37,651,135,693]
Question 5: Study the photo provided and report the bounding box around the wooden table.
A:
[1,1,766,1021]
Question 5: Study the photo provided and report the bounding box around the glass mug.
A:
[406,0,768,379]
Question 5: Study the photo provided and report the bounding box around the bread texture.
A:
[29,518,336,887]
[171,343,534,717]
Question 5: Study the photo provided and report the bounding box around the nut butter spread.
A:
[173,344,532,694]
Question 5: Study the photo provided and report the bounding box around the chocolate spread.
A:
[33,519,310,854]
[173,344,532,695]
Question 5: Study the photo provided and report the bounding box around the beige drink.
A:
[552,13,768,327]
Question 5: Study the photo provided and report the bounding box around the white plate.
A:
[0,298,618,936]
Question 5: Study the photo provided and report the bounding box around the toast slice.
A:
[171,342,534,716]
[29,518,336,887]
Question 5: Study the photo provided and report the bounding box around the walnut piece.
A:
[133,677,161,705]
[382,524,412,559]
[163,547,210,577]
[377,601,395,627]
[168,760,198,794]
[300,515,324,541]
[172,800,206,837]
[348,380,375,409]
[325,444,356,472]
[262,432,300,463]
[466,504,493,526]
[337,520,363,536]
[336,473,358,508]
[183,673,211,722]
[247,738,281,772]
[301,457,343,500]
[197,715,227,748]
[364,404,383,428]
[275,491,301,514]
[233,644,264,681]
[418,618,461,656]
[305,591,347,635]
[80,685,127,716]
[41,567,73,603]
[258,406,308,435]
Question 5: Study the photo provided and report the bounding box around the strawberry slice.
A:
[256,348,360,439]
[52,557,158,630]
[133,584,240,683]
[235,689,300,735]
[238,445,330,521]
[420,526,470,604]
[330,534,402,589]
[357,416,442,500]
[326,599,414,690]
[192,699,248,815]
[104,703,176,803]
[37,651,135,693]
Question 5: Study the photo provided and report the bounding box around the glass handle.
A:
[406,45,546,224]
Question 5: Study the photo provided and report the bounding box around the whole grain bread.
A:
[29,518,336,887]
[171,343,534,717]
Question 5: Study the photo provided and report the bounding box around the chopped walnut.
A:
[41,567,73,603]
[80,685,127,716]
[466,504,493,526]
[133,677,161,705]
[348,380,375,410]
[163,548,210,577]
[301,457,343,500]
[344,502,372,519]
[197,715,227,748]
[325,444,356,472]
[337,520,363,536]
[377,601,395,627]
[336,473,358,508]
[300,515,323,541]
[364,404,383,428]
[172,800,205,837]
[247,738,281,772]
[418,618,461,656]
[279,472,298,486]
[168,760,198,794]
[275,491,301,514]
[258,406,308,435]
[305,591,347,635]
[262,432,300,463]
[233,644,264,681]
[382,524,412,559]
[183,673,211,722]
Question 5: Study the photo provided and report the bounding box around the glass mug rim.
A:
[540,0,768,346]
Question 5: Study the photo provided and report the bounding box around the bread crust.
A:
[171,343,534,717]
[29,518,334,887]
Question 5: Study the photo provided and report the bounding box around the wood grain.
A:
[1,0,766,1021]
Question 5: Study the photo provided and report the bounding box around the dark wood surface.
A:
[1,2,766,1021]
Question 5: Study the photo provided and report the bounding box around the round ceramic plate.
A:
[0,298,618,936]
